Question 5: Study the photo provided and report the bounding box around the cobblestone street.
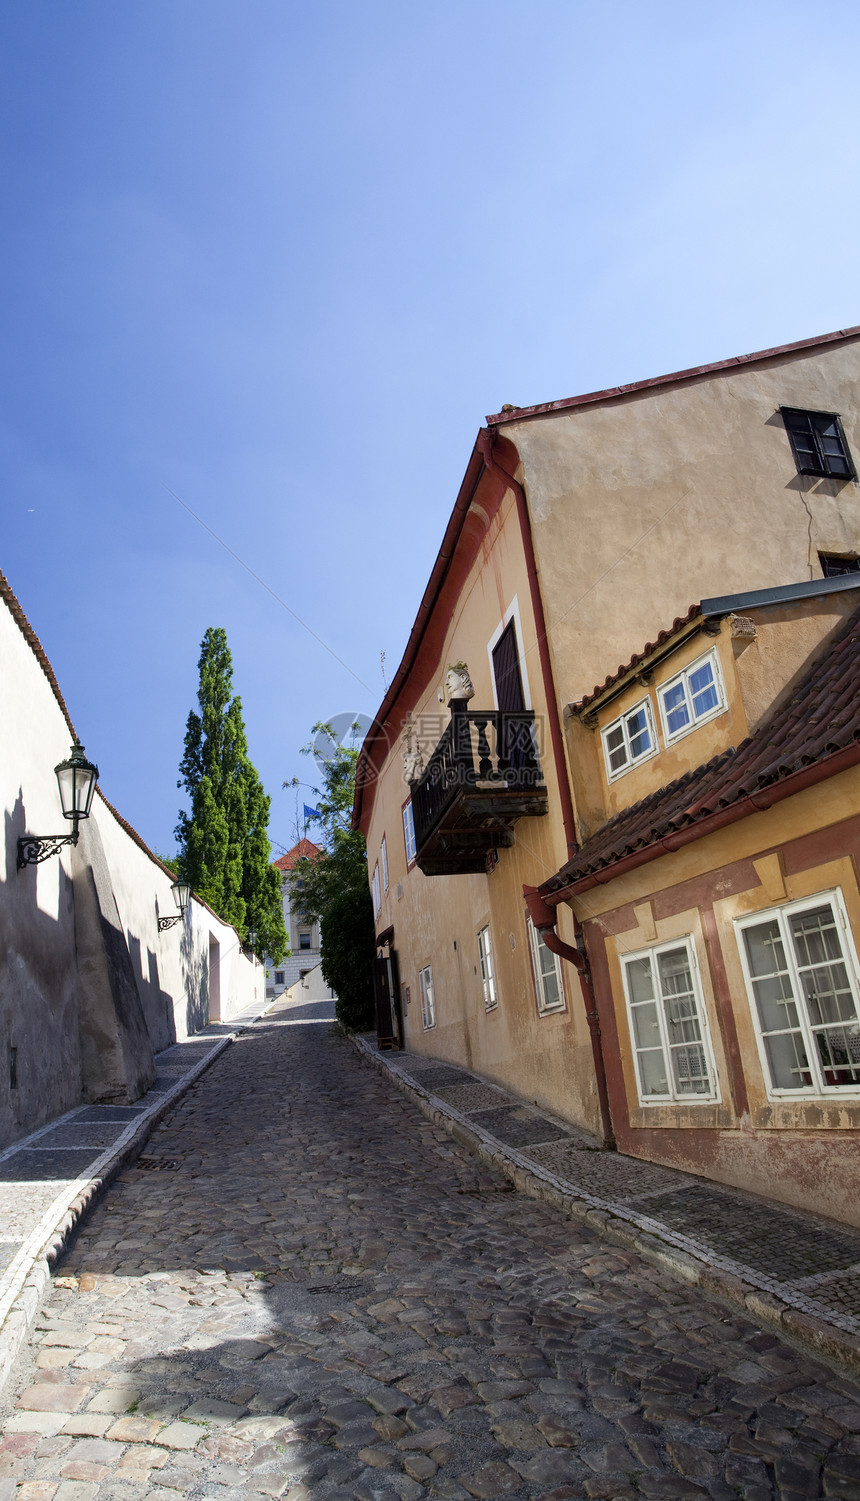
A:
[4,1004,860,1501]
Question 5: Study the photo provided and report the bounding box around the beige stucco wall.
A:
[366,490,603,1136]
[508,339,860,709]
[0,585,259,1148]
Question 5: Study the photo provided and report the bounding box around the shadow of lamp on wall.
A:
[16,742,99,869]
[158,880,191,932]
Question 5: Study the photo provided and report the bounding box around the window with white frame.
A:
[371,863,381,919]
[527,918,566,1015]
[380,835,389,892]
[621,937,718,1103]
[736,892,860,1096]
[403,801,416,865]
[477,925,498,1011]
[418,964,436,1029]
[601,699,657,780]
[658,649,725,743]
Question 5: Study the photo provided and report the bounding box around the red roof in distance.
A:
[273,838,323,871]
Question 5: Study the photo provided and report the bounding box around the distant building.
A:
[265,838,327,998]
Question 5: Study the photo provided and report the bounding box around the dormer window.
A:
[658,650,725,744]
[781,408,856,480]
[601,699,657,780]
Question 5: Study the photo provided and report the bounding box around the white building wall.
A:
[0,575,260,1149]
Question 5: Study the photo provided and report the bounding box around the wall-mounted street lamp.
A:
[17,743,99,870]
[158,881,191,932]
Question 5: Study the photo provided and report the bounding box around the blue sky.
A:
[2,1,859,857]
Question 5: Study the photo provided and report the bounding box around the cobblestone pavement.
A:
[381,1051,860,1337]
[4,1009,860,1501]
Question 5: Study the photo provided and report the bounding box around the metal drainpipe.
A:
[528,894,616,1151]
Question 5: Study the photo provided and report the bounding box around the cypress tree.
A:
[176,628,287,962]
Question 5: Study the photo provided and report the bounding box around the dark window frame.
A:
[819,552,860,578]
[781,407,856,481]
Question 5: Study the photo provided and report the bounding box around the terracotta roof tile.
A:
[542,603,860,896]
[274,837,323,870]
[573,604,702,711]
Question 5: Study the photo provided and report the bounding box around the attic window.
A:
[781,408,856,480]
[601,699,657,780]
[819,553,860,578]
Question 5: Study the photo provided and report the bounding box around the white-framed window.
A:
[371,863,381,919]
[380,835,389,892]
[621,936,718,1104]
[477,925,498,1011]
[601,698,657,780]
[736,891,860,1097]
[418,964,436,1029]
[526,918,566,1015]
[658,648,725,743]
[403,801,416,865]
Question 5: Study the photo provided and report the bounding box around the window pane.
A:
[688,662,719,719]
[819,420,851,475]
[790,907,858,1026]
[744,920,787,978]
[629,998,662,1050]
[750,972,800,1033]
[763,1030,812,1090]
[605,723,627,772]
[637,1048,669,1096]
[662,681,689,735]
[626,707,652,759]
[626,956,655,1005]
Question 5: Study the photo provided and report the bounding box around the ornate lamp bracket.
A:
[157,914,183,932]
[17,828,78,870]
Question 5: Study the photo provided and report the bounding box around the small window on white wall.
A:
[419,965,436,1029]
[371,863,381,919]
[381,835,389,892]
[526,919,566,1015]
[621,937,718,1103]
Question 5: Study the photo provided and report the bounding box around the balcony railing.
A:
[411,708,548,875]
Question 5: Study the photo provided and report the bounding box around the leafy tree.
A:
[287,723,375,1030]
[175,627,287,962]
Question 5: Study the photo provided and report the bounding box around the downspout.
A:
[523,884,615,1149]
[478,428,615,1148]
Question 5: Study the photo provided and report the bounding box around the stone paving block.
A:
[153,1422,209,1450]
[460,1459,521,1496]
[105,1415,165,1445]
[17,1385,88,1414]
[6,1414,73,1437]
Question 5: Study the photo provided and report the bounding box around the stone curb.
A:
[351,1035,860,1381]
[0,1011,265,1401]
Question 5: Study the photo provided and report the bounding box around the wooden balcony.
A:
[411,708,548,875]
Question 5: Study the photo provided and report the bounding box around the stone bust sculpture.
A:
[445,663,474,704]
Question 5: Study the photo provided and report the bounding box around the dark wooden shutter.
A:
[492,620,525,712]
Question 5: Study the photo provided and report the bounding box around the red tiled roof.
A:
[541,604,860,899]
[573,604,702,712]
[273,838,323,870]
[487,325,860,427]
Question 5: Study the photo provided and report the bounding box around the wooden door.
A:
[492,620,526,712]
